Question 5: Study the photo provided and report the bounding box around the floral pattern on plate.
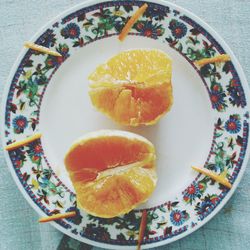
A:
[2,0,249,247]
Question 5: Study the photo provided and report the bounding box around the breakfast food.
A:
[64,130,157,218]
[88,49,173,126]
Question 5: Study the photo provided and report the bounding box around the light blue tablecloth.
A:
[0,1,250,249]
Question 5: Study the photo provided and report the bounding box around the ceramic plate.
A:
[2,0,250,249]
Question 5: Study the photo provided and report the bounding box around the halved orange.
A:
[64,130,157,218]
[88,49,173,126]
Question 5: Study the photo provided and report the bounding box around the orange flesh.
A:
[89,83,173,126]
[75,168,155,217]
[88,49,173,126]
[65,136,151,173]
[64,133,156,218]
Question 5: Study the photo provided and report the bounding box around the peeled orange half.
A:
[88,49,173,126]
[64,130,157,218]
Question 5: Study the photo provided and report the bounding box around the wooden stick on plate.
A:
[137,210,147,250]
[192,166,232,189]
[5,133,42,151]
[24,41,62,57]
[39,211,76,223]
[195,54,230,67]
[118,3,148,42]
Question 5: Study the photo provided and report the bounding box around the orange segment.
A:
[88,49,173,126]
[75,166,156,217]
[89,49,172,85]
[64,130,157,218]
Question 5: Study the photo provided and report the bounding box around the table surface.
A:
[0,0,250,249]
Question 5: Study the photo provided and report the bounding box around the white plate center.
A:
[39,36,214,207]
